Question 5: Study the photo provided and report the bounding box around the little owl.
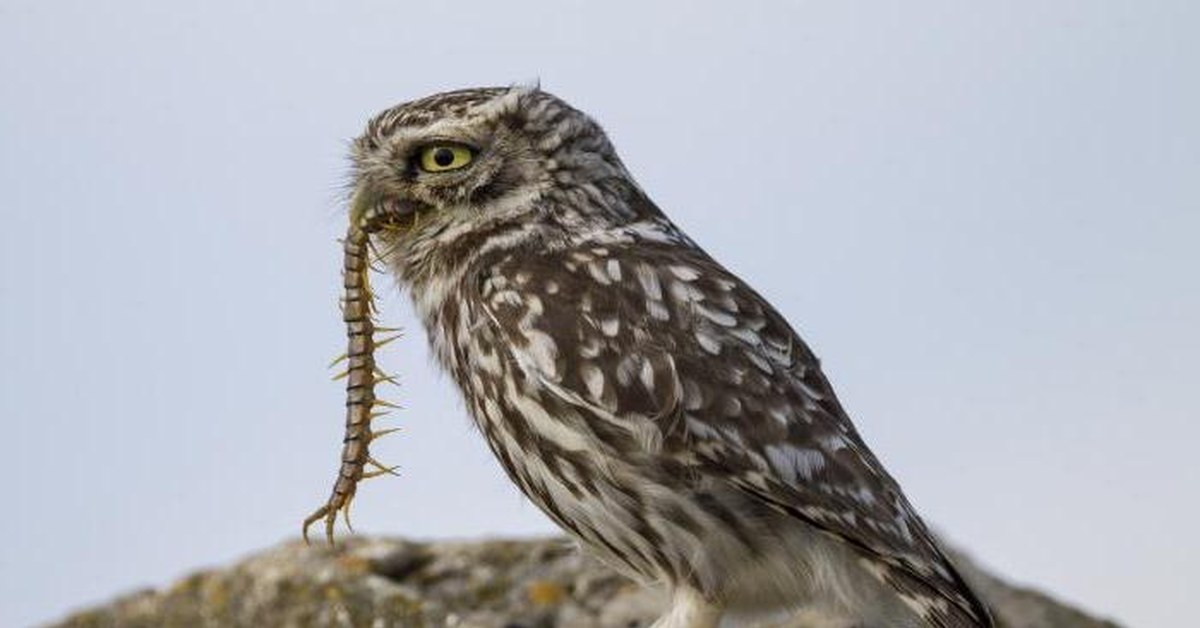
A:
[348,86,993,628]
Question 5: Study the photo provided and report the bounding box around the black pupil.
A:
[432,148,456,167]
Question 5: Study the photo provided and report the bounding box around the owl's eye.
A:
[417,143,475,173]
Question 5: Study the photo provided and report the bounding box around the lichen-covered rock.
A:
[49,536,1120,628]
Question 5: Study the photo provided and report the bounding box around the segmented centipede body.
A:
[302,216,401,546]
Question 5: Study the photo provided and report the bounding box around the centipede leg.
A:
[303,214,405,548]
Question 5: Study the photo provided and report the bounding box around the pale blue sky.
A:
[1,2,1196,627]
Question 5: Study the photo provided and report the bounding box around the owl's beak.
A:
[349,187,378,232]
[349,185,424,237]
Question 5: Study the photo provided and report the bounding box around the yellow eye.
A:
[417,144,475,172]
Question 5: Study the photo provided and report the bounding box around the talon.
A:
[328,352,349,368]
[373,399,403,410]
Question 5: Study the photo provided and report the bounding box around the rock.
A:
[49,536,1121,628]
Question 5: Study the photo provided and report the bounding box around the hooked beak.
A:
[349,185,426,236]
[349,186,380,232]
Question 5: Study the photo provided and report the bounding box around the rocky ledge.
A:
[51,536,1120,628]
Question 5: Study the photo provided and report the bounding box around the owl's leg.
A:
[650,586,722,628]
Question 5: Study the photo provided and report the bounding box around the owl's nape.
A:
[349,86,994,628]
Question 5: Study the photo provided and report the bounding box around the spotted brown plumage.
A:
[347,86,994,628]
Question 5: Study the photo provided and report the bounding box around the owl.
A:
[348,86,994,628]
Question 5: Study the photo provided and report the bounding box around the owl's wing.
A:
[474,237,992,627]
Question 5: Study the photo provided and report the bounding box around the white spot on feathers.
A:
[524,330,559,379]
[581,363,605,400]
[606,259,622,282]
[648,300,670,321]
[600,316,620,337]
[696,330,721,355]
[668,280,704,304]
[635,264,663,300]
[669,265,700,281]
[696,303,737,327]
[764,444,826,484]
[587,261,612,285]
[639,359,656,391]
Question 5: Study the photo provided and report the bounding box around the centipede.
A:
[302,208,404,546]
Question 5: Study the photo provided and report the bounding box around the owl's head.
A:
[349,86,646,285]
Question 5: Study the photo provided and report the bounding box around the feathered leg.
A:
[651,587,722,628]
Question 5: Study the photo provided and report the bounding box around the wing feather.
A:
[474,237,992,627]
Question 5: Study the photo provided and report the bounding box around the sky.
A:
[1,2,1196,626]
